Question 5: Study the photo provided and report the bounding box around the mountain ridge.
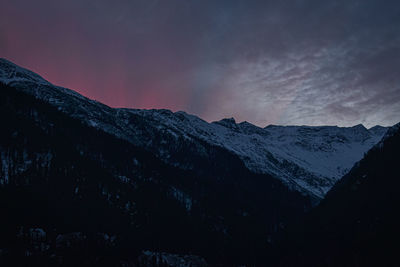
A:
[0,58,389,198]
[0,80,312,265]
[278,119,400,266]
[1,57,399,266]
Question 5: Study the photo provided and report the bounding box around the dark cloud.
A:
[1,0,399,127]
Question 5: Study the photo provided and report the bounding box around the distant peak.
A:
[238,121,255,127]
[221,117,236,123]
[213,117,238,129]
[264,124,280,129]
[175,110,188,116]
[351,124,367,131]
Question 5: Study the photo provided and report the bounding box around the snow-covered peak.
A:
[0,59,390,199]
[120,109,387,198]
[351,124,367,131]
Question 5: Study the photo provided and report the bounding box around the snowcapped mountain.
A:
[0,65,312,265]
[279,120,400,266]
[0,58,387,198]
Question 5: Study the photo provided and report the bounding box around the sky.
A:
[1,0,400,128]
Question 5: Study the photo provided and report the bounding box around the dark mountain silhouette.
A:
[0,58,398,266]
[0,79,310,266]
[278,123,400,266]
[0,58,386,200]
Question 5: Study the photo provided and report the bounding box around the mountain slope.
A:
[280,123,400,266]
[0,58,387,198]
[0,78,313,265]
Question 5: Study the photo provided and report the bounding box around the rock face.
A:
[0,58,386,198]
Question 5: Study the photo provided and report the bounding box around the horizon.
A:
[1,0,400,129]
[0,57,395,129]
[1,57,394,130]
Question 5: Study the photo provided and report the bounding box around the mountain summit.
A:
[0,58,387,198]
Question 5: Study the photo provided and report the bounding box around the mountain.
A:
[0,59,312,265]
[0,58,387,199]
[0,58,394,266]
[278,123,400,266]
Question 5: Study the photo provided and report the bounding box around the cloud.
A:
[1,0,400,127]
